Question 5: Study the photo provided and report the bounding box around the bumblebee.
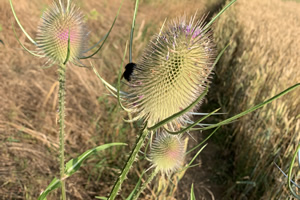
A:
[122,62,136,82]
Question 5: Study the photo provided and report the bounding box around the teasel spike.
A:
[36,0,87,65]
[149,133,185,175]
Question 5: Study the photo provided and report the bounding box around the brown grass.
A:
[0,0,223,199]
[213,0,300,199]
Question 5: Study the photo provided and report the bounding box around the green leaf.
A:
[185,126,220,155]
[179,143,208,173]
[63,28,71,65]
[83,33,107,53]
[126,171,145,200]
[38,178,61,200]
[193,83,300,131]
[65,143,126,176]
[12,23,44,58]
[91,62,128,97]
[38,143,126,200]
[165,108,220,135]
[288,143,300,199]
[203,0,237,32]
[117,41,132,112]
[79,0,124,59]
[191,183,196,200]
[95,197,108,200]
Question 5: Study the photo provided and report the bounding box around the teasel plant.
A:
[91,0,300,199]
[10,0,126,199]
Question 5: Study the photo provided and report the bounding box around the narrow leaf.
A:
[185,126,220,155]
[9,0,37,45]
[38,178,61,200]
[274,162,300,189]
[80,0,124,59]
[126,171,145,200]
[38,143,126,200]
[179,144,208,173]
[65,143,126,176]
[193,83,300,131]
[298,149,300,168]
[95,197,108,200]
[83,33,108,53]
[288,143,300,198]
[203,0,237,32]
[188,144,207,168]
[213,42,230,69]
[91,62,128,96]
[191,183,196,200]
[165,108,220,135]
[63,28,71,65]
[12,23,44,58]
[117,41,132,112]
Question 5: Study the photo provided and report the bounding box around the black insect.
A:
[122,62,136,82]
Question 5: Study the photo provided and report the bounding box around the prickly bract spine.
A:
[127,14,216,130]
[36,0,86,64]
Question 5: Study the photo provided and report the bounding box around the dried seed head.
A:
[150,133,185,175]
[36,0,86,64]
[127,14,216,130]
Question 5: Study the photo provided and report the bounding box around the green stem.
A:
[288,143,300,198]
[108,128,149,200]
[133,169,158,200]
[58,64,67,200]
[129,0,139,63]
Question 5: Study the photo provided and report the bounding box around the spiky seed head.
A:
[36,0,86,64]
[127,14,216,130]
[150,133,185,175]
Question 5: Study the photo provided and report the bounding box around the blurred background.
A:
[0,0,299,199]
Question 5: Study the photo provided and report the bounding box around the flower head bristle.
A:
[127,14,216,130]
[150,133,185,175]
[36,0,87,64]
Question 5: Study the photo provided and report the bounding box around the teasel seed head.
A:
[36,0,87,64]
[150,133,185,175]
[127,14,216,130]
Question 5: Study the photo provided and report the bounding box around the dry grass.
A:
[213,0,300,199]
[0,0,223,199]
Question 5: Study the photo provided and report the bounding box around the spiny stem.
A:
[108,128,149,200]
[133,169,158,200]
[58,64,67,200]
